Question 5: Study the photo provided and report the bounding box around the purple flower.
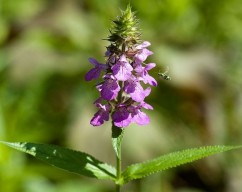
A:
[111,55,133,81]
[105,50,111,57]
[90,103,111,126]
[129,105,150,126]
[112,106,132,127]
[139,101,153,110]
[85,58,108,81]
[129,101,154,126]
[135,63,157,86]
[124,78,151,102]
[112,101,152,127]
[136,41,151,49]
[135,49,153,63]
[99,75,120,100]
[134,41,153,64]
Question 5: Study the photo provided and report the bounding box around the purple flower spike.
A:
[112,55,133,81]
[99,75,120,100]
[85,58,107,81]
[87,8,158,127]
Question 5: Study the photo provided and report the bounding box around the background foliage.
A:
[1,0,242,191]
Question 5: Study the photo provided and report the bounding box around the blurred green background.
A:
[1,0,242,191]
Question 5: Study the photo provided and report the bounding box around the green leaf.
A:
[111,125,124,159]
[121,145,241,184]
[0,141,116,180]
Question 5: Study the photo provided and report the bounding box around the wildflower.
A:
[85,58,107,81]
[124,78,151,102]
[111,55,133,81]
[112,105,132,127]
[134,63,157,86]
[85,6,157,128]
[98,75,120,101]
[134,44,153,63]
[90,102,111,126]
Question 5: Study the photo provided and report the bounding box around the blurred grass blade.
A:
[121,145,241,184]
[0,141,116,180]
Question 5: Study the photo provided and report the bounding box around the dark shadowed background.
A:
[1,0,242,191]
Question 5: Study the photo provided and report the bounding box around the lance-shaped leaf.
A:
[0,141,116,180]
[121,145,241,184]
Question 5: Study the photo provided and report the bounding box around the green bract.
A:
[107,5,140,46]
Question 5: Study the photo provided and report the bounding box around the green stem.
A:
[112,123,124,192]
[116,181,120,192]
[116,144,121,191]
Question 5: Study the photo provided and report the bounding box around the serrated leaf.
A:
[0,141,116,180]
[121,145,241,184]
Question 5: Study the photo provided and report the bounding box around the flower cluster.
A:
[85,6,157,128]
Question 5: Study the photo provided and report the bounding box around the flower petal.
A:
[135,48,153,63]
[112,55,133,81]
[140,101,154,110]
[112,107,132,128]
[90,109,109,126]
[85,68,101,81]
[100,78,120,100]
[133,110,150,125]
[145,63,156,70]
[136,41,151,49]
[88,58,100,66]
[85,58,107,81]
